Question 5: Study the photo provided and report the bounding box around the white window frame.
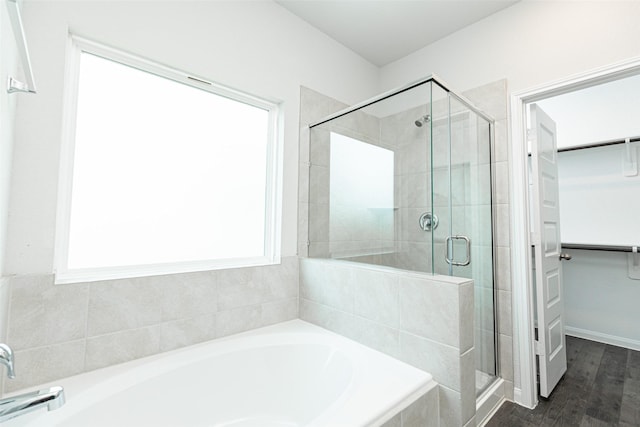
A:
[55,35,283,284]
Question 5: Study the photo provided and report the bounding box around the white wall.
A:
[0,0,18,277]
[557,145,640,247]
[536,74,640,149]
[563,250,640,350]
[5,0,379,275]
[1,0,20,393]
[379,1,640,95]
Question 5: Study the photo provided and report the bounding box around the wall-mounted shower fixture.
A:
[418,212,438,231]
[414,115,431,127]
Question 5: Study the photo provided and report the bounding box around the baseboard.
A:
[513,387,537,409]
[565,326,640,351]
[513,387,522,404]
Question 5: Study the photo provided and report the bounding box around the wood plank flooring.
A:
[486,336,640,426]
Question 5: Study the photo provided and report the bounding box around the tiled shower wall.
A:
[380,104,432,272]
[2,258,298,392]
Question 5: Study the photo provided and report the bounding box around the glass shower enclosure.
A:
[307,76,497,396]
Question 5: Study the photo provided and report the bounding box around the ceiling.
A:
[275,0,519,66]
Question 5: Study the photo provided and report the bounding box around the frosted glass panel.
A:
[329,132,394,257]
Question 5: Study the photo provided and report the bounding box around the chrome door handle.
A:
[559,253,572,261]
[446,235,471,266]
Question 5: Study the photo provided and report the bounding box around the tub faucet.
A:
[0,386,66,422]
[0,344,15,379]
[0,343,66,422]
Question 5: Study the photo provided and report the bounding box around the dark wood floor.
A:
[486,336,640,426]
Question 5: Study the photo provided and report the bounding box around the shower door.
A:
[433,92,497,396]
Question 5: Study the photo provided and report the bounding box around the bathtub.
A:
[5,320,436,427]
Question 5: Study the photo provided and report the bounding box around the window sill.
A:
[54,256,279,285]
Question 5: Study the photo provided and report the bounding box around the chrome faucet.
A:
[0,386,66,422]
[0,344,15,379]
[0,344,66,422]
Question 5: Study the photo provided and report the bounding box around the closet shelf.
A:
[562,243,637,253]
[557,136,640,153]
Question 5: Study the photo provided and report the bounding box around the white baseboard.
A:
[513,387,522,404]
[565,326,640,351]
[513,387,536,409]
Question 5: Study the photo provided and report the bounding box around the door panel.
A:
[530,104,567,398]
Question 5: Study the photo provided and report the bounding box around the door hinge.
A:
[534,340,542,355]
[531,232,541,246]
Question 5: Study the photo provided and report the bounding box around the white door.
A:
[530,104,567,398]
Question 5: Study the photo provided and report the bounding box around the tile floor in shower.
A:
[486,336,640,426]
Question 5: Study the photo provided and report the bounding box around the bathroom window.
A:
[55,37,282,284]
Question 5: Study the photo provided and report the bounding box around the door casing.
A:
[509,56,640,409]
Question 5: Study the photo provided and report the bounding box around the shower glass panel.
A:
[447,94,497,396]
[307,76,497,397]
[308,82,433,270]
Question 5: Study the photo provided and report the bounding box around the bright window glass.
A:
[59,42,280,281]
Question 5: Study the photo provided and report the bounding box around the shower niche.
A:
[307,76,498,396]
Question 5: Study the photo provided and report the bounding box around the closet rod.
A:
[562,243,637,253]
[557,136,640,153]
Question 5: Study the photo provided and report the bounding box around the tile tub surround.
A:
[299,257,475,427]
[381,386,439,427]
[2,257,298,393]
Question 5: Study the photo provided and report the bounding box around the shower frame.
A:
[310,74,490,128]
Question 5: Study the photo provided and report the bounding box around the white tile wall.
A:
[381,385,439,427]
[399,331,461,390]
[8,275,88,350]
[3,257,298,393]
[87,277,162,336]
[8,340,86,392]
[299,257,474,426]
[85,326,161,371]
[159,314,217,352]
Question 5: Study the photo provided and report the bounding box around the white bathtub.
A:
[5,320,436,427]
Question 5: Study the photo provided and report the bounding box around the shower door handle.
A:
[445,235,471,266]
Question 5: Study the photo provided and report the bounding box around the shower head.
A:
[414,115,430,127]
